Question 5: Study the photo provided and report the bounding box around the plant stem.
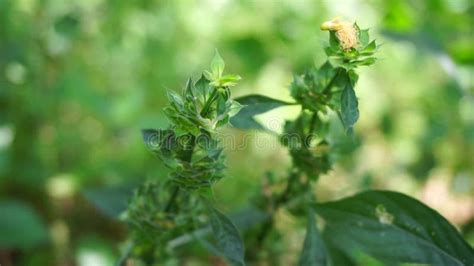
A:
[308,112,318,135]
[164,135,196,212]
[164,186,180,212]
[256,170,300,246]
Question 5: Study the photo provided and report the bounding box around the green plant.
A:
[122,18,474,265]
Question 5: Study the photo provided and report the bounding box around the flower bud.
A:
[321,17,359,50]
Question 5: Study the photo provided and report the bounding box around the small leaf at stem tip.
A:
[211,49,225,78]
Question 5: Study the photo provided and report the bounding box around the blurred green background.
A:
[0,0,473,265]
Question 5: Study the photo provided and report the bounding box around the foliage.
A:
[123,52,245,263]
[1,1,473,265]
[124,19,474,265]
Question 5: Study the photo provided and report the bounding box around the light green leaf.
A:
[0,200,48,250]
[340,84,359,132]
[315,190,474,266]
[362,40,377,53]
[209,206,246,266]
[228,100,243,117]
[230,94,293,131]
[359,29,370,47]
[167,90,184,111]
[211,49,225,78]
[217,74,242,87]
[298,208,328,266]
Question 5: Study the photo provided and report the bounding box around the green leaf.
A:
[315,190,474,266]
[82,185,134,218]
[298,208,328,266]
[184,77,195,100]
[329,31,340,50]
[362,40,377,53]
[195,74,210,101]
[359,29,370,47]
[209,206,246,266]
[211,49,225,78]
[167,90,184,111]
[340,84,359,132]
[357,57,377,66]
[228,100,243,118]
[0,200,48,250]
[230,94,293,131]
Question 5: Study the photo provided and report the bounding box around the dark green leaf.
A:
[0,200,48,250]
[340,84,359,132]
[209,206,246,266]
[315,190,474,266]
[298,208,328,266]
[230,94,293,131]
[83,185,134,218]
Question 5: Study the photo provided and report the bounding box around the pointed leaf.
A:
[82,185,134,218]
[167,90,184,111]
[209,206,246,266]
[362,40,377,53]
[230,94,293,131]
[340,84,359,132]
[359,29,370,47]
[315,190,474,266]
[298,208,328,266]
[211,50,225,78]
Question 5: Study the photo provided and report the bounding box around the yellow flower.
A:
[321,17,359,50]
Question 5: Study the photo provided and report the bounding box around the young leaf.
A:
[361,40,377,53]
[167,90,184,111]
[211,50,225,78]
[298,208,328,266]
[208,206,246,266]
[315,190,474,266]
[340,84,359,132]
[358,29,369,47]
[230,94,293,131]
